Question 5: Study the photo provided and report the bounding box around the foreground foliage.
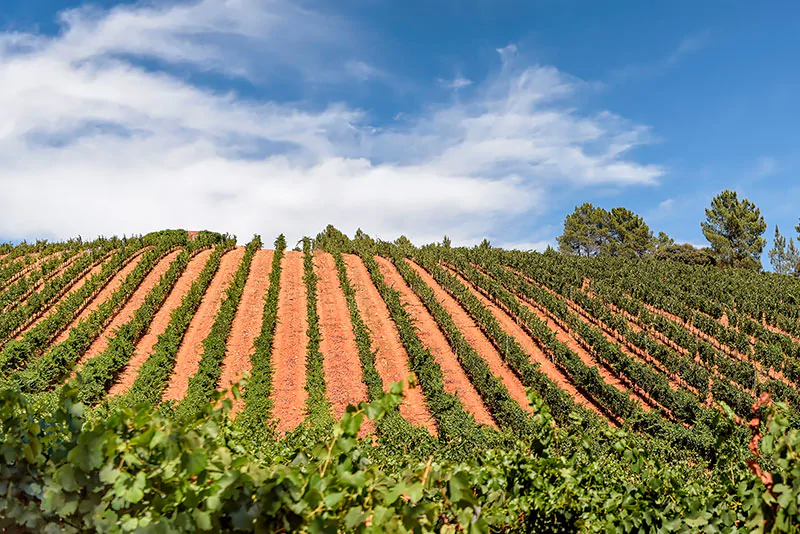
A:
[0,379,798,532]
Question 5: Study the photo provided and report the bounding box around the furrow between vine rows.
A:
[162,247,244,402]
[108,248,213,396]
[270,251,310,434]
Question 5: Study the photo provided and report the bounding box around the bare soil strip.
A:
[19,252,85,306]
[109,249,213,397]
[270,251,310,434]
[761,320,800,344]
[640,301,787,387]
[162,247,245,402]
[218,249,274,414]
[50,252,149,346]
[71,250,183,374]
[516,273,686,408]
[0,252,48,292]
[342,254,443,432]
[443,265,606,418]
[3,252,82,313]
[511,287,652,412]
[314,252,373,431]
[366,255,493,429]
[17,253,115,337]
[404,259,534,415]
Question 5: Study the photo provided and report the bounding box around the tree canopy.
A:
[653,243,717,266]
[557,203,654,258]
[701,190,766,270]
[769,225,800,275]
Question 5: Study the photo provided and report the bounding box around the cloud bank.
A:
[0,0,663,245]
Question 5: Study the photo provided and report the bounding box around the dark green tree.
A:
[654,231,675,250]
[654,243,717,266]
[557,203,609,257]
[701,190,766,270]
[769,225,800,275]
[604,207,655,258]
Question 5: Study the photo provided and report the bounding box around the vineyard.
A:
[1,227,800,532]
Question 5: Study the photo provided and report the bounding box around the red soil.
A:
[373,255,496,428]
[762,320,800,344]
[17,252,114,337]
[50,252,150,346]
[512,286,651,411]
[270,251,310,434]
[30,251,82,292]
[70,250,183,375]
[640,302,780,385]
[109,249,213,397]
[218,249,274,415]
[314,252,373,433]
[444,265,606,419]
[0,252,46,291]
[3,253,83,314]
[162,247,245,402]
[404,259,534,415]
[518,273,685,402]
[343,254,444,431]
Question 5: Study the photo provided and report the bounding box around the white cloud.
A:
[666,32,709,65]
[438,75,472,90]
[497,240,554,252]
[612,31,709,82]
[754,156,779,178]
[0,0,663,246]
[344,60,384,82]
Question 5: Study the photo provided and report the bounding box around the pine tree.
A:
[557,203,609,257]
[701,190,767,270]
[770,225,800,275]
[604,207,655,258]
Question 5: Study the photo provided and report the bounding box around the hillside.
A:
[1,228,799,532]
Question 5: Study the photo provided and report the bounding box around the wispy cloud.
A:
[0,2,663,245]
[753,156,779,178]
[437,75,473,90]
[666,32,710,65]
[611,31,710,82]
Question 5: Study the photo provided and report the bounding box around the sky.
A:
[0,0,798,264]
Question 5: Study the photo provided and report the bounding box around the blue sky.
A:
[0,0,797,265]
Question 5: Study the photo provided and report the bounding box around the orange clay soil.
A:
[313,252,373,433]
[108,249,214,397]
[70,249,183,376]
[17,252,115,337]
[218,249,274,415]
[365,254,493,429]
[3,252,84,314]
[510,287,652,412]
[517,273,687,400]
[162,247,245,402]
[0,252,46,291]
[404,259,534,416]
[49,251,150,346]
[761,319,800,344]
[640,301,786,386]
[344,255,445,432]
[270,251,310,434]
[28,251,84,293]
[443,265,607,419]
